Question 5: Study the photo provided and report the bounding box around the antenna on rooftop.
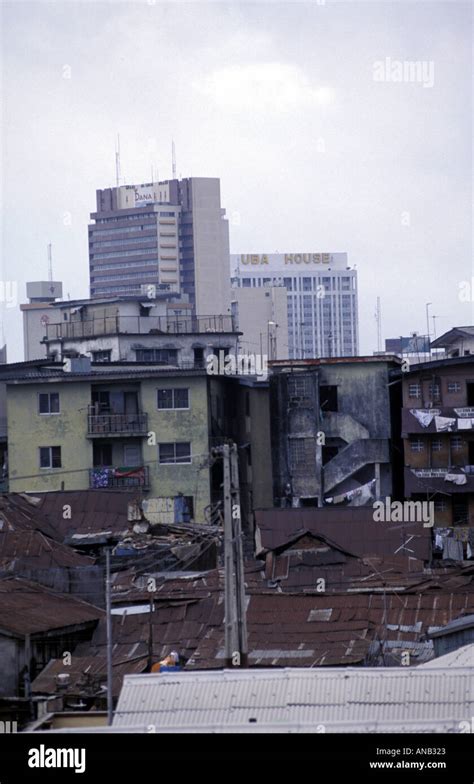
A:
[172,139,176,179]
[47,243,53,282]
[375,296,382,353]
[115,134,121,187]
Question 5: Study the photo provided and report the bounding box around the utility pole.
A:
[426,302,432,358]
[218,442,248,668]
[230,443,248,668]
[148,595,155,671]
[105,548,113,725]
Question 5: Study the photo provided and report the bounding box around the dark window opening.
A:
[93,443,113,467]
[157,388,189,409]
[320,385,338,412]
[300,496,318,507]
[246,444,252,467]
[469,442,474,464]
[159,442,191,464]
[467,383,474,406]
[453,496,469,526]
[39,446,61,469]
[322,445,339,465]
[135,348,178,364]
[193,347,204,369]
[91,390,111,412]
[39,392,60,414]
[92,350,112,363]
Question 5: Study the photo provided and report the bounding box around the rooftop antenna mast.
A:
[115,134,121,187]
[375,296,382,353]
[47,243,53,282]
[172,140,176,179]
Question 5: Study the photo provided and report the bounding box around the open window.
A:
[320,385,338,412]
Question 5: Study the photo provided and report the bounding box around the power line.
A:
[7,448,215,484]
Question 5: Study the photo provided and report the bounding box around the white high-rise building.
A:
[231,253,358,359]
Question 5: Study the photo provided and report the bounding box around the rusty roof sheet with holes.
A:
[0,494,62,540]
[0,577,104,636]
[186,590,474,669]
[31,655,148,698]
[55,563,474,672]
[23,490,133,540]
[255,508,432,560]
[0,530,94,571]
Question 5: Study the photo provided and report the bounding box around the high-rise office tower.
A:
[231,252,358,358]
[89,178,231,317]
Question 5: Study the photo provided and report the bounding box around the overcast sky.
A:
[1,0,472,361]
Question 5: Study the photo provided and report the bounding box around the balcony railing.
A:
[44,314,236,341]
[89,465,149,490]
[87,409,148,436]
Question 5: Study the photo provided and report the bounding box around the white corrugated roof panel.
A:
[419,643,474,668]
[113,667,474,732]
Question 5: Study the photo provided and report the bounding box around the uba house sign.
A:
[239,254,332,265]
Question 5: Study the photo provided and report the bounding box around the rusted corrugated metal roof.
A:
[25,490,132,541]
[269,356,402,367]
[52,559,474,670]
[0,530,93,570]
[31,655,147,698]
[0,577,103,636]
[255,508,432,561]
[187,589,474,669]
[0,494,62,540]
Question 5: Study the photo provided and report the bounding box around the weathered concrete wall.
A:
[143,376,211,522]
[7,382,92,492]
[270,362,395,505]
[319,363,392,438]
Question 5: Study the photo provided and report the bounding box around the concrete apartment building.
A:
[37,295,237,367]
[231,252,358,359]
[402,353,474,531]
[89,178,231,318]
[1,358,273,529]
[4,361,214,522]
[269,356,402,508]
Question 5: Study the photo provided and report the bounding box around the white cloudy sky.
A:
[1,0,472,361]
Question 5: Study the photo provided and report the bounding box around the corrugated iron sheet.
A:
[113,668,474,729]
[255,508,432,561]
[0,577,103,636]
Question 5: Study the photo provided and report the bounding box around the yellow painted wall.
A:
[7,382,92,492]
[7,375,212,520]
[142,376,211,521]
